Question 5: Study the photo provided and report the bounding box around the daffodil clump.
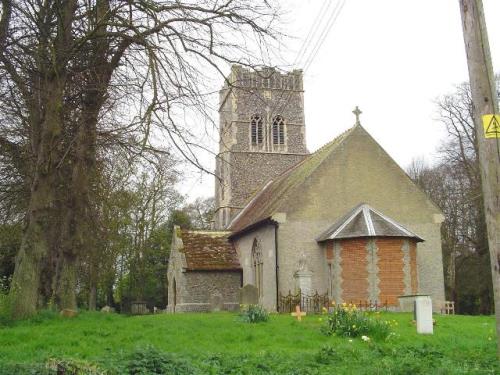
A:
[239,304,269,323]
[322,302,392,341]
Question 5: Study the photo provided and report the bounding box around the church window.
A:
[252,239,264,300]
[250,114,263,145]
[272,115,285,145]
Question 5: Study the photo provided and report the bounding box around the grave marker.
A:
[209,291,224,312]
[415,295,433,334]
[291,305,306,321]
[239,284,259,306]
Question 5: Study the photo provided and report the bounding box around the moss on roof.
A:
[180,230,241,271]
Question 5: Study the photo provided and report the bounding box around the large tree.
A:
[0,0,280,318]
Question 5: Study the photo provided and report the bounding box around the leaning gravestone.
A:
[209,291,224,312]
[239,284,259,306]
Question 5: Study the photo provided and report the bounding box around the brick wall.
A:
[410,241,418,294]
[377,238,405,305]
[340,239,368,302]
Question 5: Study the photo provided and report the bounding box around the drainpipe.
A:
[275,223,279,312]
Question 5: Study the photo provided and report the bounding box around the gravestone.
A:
[100,305,115,313]
[209,291,224,312]
[294,252,313,295]
[239,284,259,306]
[415,295,433,334]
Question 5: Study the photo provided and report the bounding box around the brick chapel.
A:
[166,66,445,312]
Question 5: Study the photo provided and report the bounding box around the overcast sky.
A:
[177,0,500,202]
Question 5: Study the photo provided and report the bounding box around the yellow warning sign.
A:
[482,114,500,138]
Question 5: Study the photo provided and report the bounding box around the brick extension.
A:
[340,238,369,302]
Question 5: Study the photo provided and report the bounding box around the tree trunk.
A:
[89,284,97,311]
[10,85,65,318]
[56,254,77,310]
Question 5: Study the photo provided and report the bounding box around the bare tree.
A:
[408,77,499,314]
[0,0,282,317]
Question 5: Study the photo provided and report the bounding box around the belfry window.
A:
[272,115,285,145]
[252,239,264,300]
[250,114,263,145]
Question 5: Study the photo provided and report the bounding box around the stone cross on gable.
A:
[353,106,362,125]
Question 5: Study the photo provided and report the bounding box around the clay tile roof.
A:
[316,203,424,242]
[180,230,241,271]
[228,126,357,235]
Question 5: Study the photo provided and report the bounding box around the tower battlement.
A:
[224,65,303,91]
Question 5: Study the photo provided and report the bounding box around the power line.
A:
[271,0,346,119]
[293,0,332,67]
[268,0,342,119]
[303,0,346,72]
[266,0,334,120]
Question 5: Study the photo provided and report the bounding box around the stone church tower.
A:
[214,66,309,229]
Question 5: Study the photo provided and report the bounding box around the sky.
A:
[177,0,500,202]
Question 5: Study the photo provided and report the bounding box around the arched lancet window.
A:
[272,115,285,145]
[252,238,263,300]
[250,114,263,145]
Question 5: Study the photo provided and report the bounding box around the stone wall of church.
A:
[166,227,241,313]
[174,271,241,312]
[228,152,307,209]
[272,125,446,311]
[276,219,330,298]
[232,223,277,311]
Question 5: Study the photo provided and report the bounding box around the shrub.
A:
[322,303,392,341]
[125,345,199,375]
[239,304,269,323]
[314,344,337,364]
[0,359,104,375]
[46,358,105,375]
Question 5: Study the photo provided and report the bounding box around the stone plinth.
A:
[294,270,313,295]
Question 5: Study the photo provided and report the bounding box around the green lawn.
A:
[0,311,497,374]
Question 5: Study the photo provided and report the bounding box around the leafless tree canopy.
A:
[408,77,499,314]
[0,0,282,317]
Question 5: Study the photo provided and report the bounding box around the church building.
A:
[167,65,445,312]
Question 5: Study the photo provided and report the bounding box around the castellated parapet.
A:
[214,66,309,229]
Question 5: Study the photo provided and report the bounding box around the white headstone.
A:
[415,296,433,334]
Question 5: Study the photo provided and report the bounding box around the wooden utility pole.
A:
[459,0,500,356]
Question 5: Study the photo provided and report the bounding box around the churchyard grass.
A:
[0,311,497,374]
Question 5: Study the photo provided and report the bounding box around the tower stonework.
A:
[214,65,309,229]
